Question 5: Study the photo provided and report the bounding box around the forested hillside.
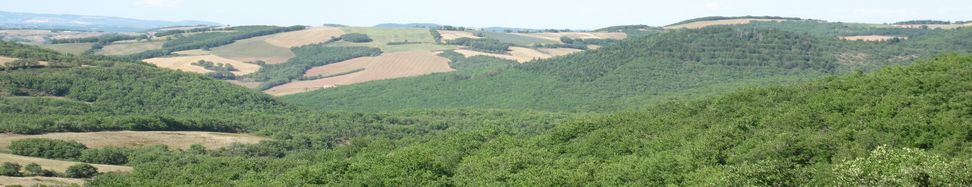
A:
[79,53,972,186]
[282,27,925,112]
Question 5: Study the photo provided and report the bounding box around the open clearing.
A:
[514,32,627,43]
[439,30,481,40]
[144,55,262,75]
[454,47,582,63]
[266,51,453,96]
[840,35,906,41]
[39,43,93,55]
[211,35,296,64]
[0,176,85,186]
[665,19,789,29]
[0,153,133,173]
[264,27,345,48]
[96,40,165,56]
[0,131,269,151]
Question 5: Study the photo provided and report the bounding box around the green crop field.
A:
[96,40,165,56]
[481,32,561,46]
[328,27,458,52]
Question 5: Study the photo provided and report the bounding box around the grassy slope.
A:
[97,40,165,56]
[39,43,93,55]
[329,27,458,52]
[481,32,560,46]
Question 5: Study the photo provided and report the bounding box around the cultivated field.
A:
[264,27,345,48]
[0,131,269,151]
[39,43,93,55]
[454,47,582,63]
[513,32,627,43]
[0,176,85,186]
[96,40,165,55]
[840,35,906,41]
[0,153,133,173]
[481,32,560,46]
[174,49,212,55]
[211,35,295,64]
[266,51,453,95]
[439,30,481,40]
[664,18,788,29]
[143,54,262,75]
[0,30,105,44]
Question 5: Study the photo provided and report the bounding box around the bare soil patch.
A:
[0,176,85,186]
[840,35,906,42]
[439,31,481,41]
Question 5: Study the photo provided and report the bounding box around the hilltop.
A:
[0,11,219,32]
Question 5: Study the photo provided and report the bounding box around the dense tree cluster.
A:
[446,37,511,53]
[153,26,224,37]
[339,33,373,43]
[9,138,88,159]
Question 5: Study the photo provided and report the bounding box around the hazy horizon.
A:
[3,0,972,29]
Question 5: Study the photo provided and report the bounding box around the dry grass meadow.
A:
[143,54,262,75]
[266,51,453,95]
[0,131,269,151]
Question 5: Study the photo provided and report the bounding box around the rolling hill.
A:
[0,10,218,32]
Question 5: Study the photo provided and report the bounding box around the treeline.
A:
[339,33,372,43]
[668,16,804,26]
[126,25,306,60]
[535,37,619,49]
[153,26,225,37]
[2,162,98,178]
[446,38,511,53]
[0,41,120,67]
[249,45,381,90]
[48,34,148,44]
[894,20,952,25]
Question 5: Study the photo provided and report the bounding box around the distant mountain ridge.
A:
[0,10,219,32]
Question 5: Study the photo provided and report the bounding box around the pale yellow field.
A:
[0,176,85,186]
[96,40,165,56]
[665,19,788,29]
[514,32,627,43]
[439,30,481,41]
[264,27,345,48]
[0,153,133,173]
[454,47,582,63]
[143,55,262,75]
[266,51,453,96]
[0,56,16,64]
[840,35,907,41]
[893,23,972,29]
[225,80,263,89]
[0,131,269,151]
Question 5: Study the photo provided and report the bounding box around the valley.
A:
[1,5,971,186]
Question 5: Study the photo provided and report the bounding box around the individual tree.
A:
[23,163,53,177]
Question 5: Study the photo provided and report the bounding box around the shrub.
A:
[0,162,22,176]
[9,138,88,160]
[66,164,98,178]
[23,163,54,177]
[80,148,130,165]
[340,33,373,43]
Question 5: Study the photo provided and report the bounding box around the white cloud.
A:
[138,0,184,7]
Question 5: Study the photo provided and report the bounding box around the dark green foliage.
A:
[192,60,238,79]
[0,41,119,67]
[430,29,442,43]
[66,164,98,178]
[0,162,21,176]
[153,26,224,37]
[339,33,372,43]
[446,38,511,53]
[250,45,381,89]
[9,138,88,159]
[80,147,131,165]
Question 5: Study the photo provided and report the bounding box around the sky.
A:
[2,0,971,29]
